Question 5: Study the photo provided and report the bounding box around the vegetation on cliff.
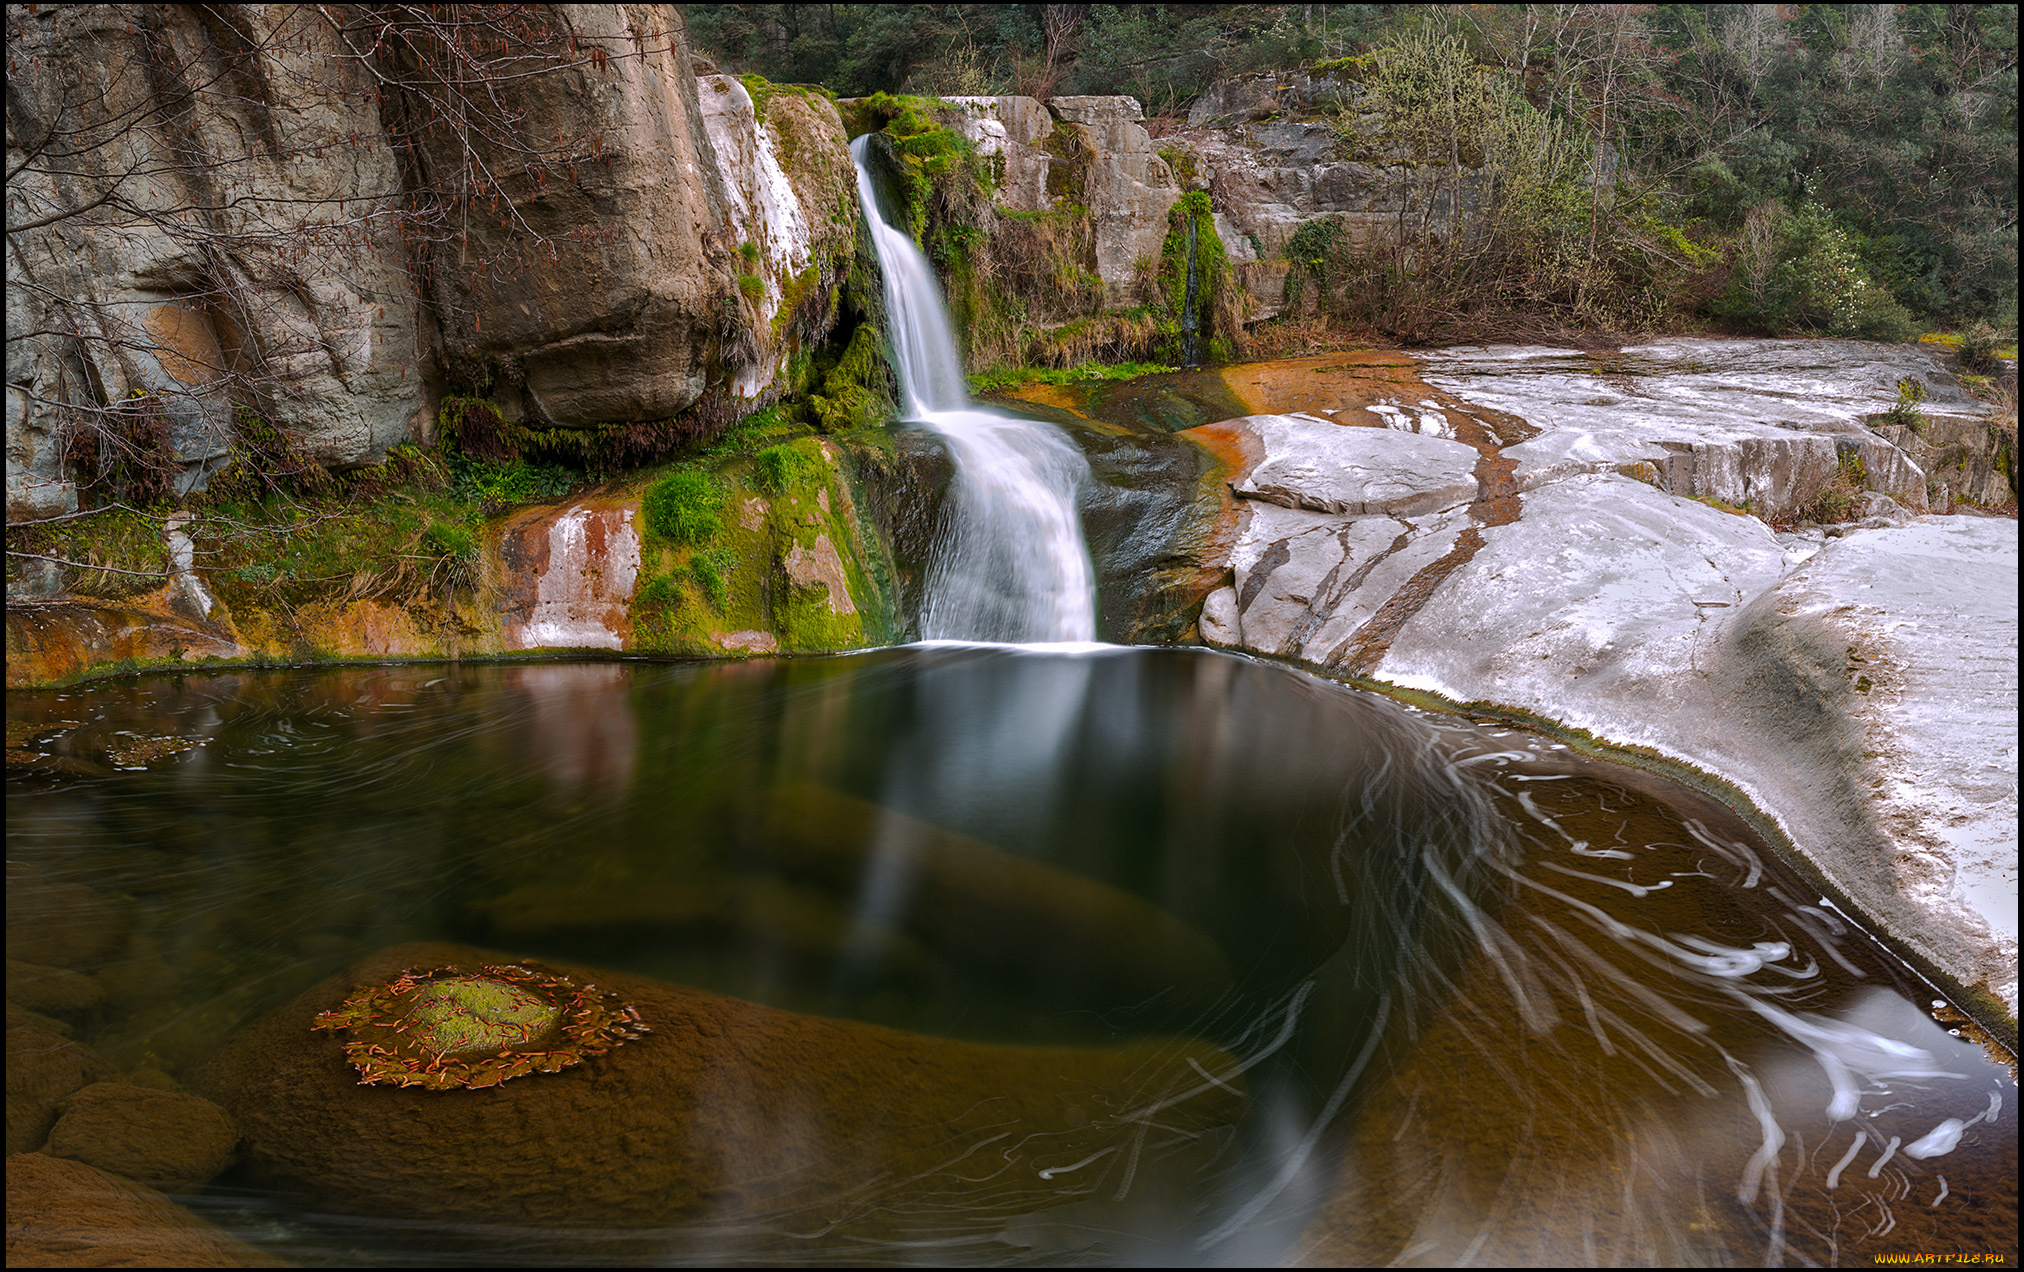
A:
[692,2,2017,342]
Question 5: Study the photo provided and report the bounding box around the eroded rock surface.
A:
[1190,339,2018,1033]
[1417,340,1999,517]
[497,501,641,651]
[4,7,851,517]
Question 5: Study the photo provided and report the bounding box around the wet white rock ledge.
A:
[1374,488,2018,1027]
[1197,341,2018,1040]
[1416,338,1994,516]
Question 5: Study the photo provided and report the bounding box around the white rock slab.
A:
[1225,414,1479,517]
[1374,474,1790,740]
[1210,501,1471,663]
[1747,516,2018,1014]
[1370,475,2017,1019]
[1416,339,1982,515]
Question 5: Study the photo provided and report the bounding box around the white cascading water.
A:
[850,136,1097,643]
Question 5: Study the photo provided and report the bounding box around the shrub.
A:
[641,471,723,544]
[1959,320,2002,376]
[1880,378,1927,432]
[1719,203,1919,339]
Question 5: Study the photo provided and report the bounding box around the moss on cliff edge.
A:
[627,431,896,657]
[1157,192,1238,366]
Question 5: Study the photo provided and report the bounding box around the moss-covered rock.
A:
[1157,191,1239,365]
[189,942,1248,1246]
[628,434,897,656]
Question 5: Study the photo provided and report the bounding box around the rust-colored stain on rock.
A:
[497,497,641,651]
[5,594,241,688]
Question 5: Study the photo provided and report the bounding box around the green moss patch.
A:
[1157,192,1237,365]
[627,434,897,658]
[641,471,726,546]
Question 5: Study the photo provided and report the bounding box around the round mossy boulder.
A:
[189,943,1247,1254]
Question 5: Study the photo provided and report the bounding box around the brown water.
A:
[6,650,2015,1266]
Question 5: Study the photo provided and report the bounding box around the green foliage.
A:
[811,321,895,432]
[1714,202,1919,339]
[969,360,1177,392]
[1881,377,1928,431]
[1065,5,1302,115]
[850,92,979,243]
[1803,451,1872,524]
[6,506,172,600]
[641,471,724,545]
[420,520,480,596]
[1646,2,2016,328]
[754,440,822,493]
[738,74,776,120]
[443,451,573,511]
[1157,191,1237,364]
[1958,320,2005,375]
[1283,217,1344,310]
[737,273,766,303]
[636,573,684,613]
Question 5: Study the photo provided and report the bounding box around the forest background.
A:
[686,2,2018,347]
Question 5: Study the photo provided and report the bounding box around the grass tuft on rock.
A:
[642,471,725,545]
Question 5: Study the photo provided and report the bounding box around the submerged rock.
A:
[44,1083,238,1194]
[6,1027,120,1155]
[749,784,1234,1008]
[5,1153,282,1268]
[190,943,1247,1244]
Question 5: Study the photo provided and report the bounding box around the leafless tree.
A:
[5,3,676,579]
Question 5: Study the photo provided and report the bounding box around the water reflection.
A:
[503,663,637,791]
[5,650,2013,1267]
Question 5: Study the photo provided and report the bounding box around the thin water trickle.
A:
[850,136,1097,643]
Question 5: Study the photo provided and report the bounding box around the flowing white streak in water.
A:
[1825,1132,1867,1190]
[849,136,1096,642]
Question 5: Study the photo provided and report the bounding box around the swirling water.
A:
[6,650,2013,1266]
[850,136,1096,642]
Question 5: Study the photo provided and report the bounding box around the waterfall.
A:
[850,136,1097,644]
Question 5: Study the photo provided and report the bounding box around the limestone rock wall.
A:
[6,4,424,515]
[1046,97,1183,306]
[858,75,1487,327]
[852,93,1184,310]
[694,76,858,403]
[1178,71,1487,322]
[5,5,855,520]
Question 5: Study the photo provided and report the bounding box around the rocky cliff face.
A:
[6,4,424,514]
[5,4,856,519]
[922,93,1185,310]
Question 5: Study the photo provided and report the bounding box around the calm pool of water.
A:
[6,648,2014,1265]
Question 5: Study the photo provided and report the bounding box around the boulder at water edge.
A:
[189,943,1246,1248]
